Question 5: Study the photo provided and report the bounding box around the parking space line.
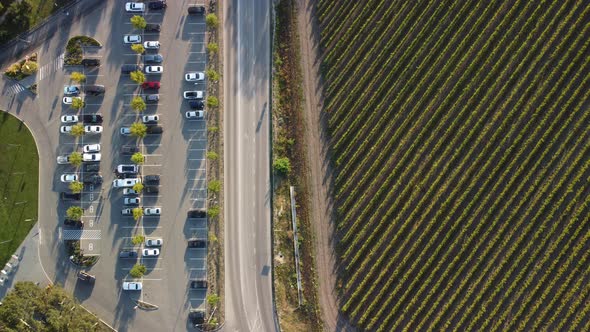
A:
[121,226,162,229]
[189,267,206,270]
[189,32,206,35]
[139,278,164,281]
[122,267,163,271]
[189,148,206,151]
[190,198,206,201]
[189,258,206,261]
[187,61,206,64]
[143,195,162,198]
[188,158,205,161]
[143,144,161,147]
[142,164,162,167]
[189,188,207,191]
[145,154,162,157]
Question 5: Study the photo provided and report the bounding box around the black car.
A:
[189,309,205,326]
[187,5,205,14]
[60,192,81,201]
[84,163,100,172]
[187,209,206,218]
[78,271,96,283]
[143,54,163,63]
[81,58,100,67]
[121,145,140,155]
[119,250,138,258]
[148,1,166,9]
[144,23,161,32]
[83,114,103,124]
[187,238,207,248]
[83,174,103,185]
[64,218,83,229]
[190,279,208,289]
[122,64,142,73]
[146,126,163,134]
[144,175,160,185]
[84,85,105,96]
[145,186,159,194]
[189,100,204,110]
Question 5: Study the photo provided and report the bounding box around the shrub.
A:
[132,182,144,193]
[132,207,143,221]
[70,71,86,83]
[206,13,219,28]
[131,43,145,54]
[130,96,146,112]
[71,98,85,110]
[70,124,85,137]
[69,181,83,194]
[129,264,146,278]
[20,61,38,75]
[66,206,84,220]
[209,205,220,218]
[131,152,145,164]
[206,151,219,161]
[131,235,145,245]
[130,15,147,29]
[208,126,219,133]
[69,152,83,167]
[273,157,291,175]
[130,122,147,138]
[207,42,218,55]
[206,68,220,82]
[209,180,221,193]
[130,70,146,84]
[206,293,220,306]
[206,96,219,108]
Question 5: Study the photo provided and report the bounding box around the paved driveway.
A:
[0,1,208,331]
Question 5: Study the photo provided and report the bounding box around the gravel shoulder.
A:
[294,0,356,330]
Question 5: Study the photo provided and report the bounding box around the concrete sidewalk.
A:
[0,222,51,299]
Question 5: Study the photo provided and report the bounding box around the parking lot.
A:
[47,1,210,330]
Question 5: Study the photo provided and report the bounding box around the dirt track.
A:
[295,0,356,330]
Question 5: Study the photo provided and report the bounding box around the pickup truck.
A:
[187,238,206,248]
[78,271,96,283]
[190,279,208,289]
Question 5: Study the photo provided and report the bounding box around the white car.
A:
[145,66,163,74]
[60,126,73,134]
[142,115,159,124]
[124,197,140,205]
[185,72,205,82]
[145,238,163,247]
[62,97,81,105]
[124,35,141,44]
[83,144,100,153]
[122,282,142,291]
[125,2,145,12]
[83,153,101,162]
[56,155,70,164]
[61,115,79,123]
[123,188,138,195]
[85,125,103,134]
[183,91,204,99]
[185,111,204,119]
[113,178,141,188]
[60,174,78,182]
[144,207,161,216]
[142,248,160,257]
[143,41,160,49]
[120,127,131,135]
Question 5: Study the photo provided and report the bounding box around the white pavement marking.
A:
[4,83,25,96]
[38,53,64,81]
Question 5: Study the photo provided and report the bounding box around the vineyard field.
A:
[316,0,590,330]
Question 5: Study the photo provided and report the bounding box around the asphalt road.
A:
[222,0,276,331]
[0,1,209,331]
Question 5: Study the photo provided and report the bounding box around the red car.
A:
[141,81,161,90]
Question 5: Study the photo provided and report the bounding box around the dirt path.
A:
[295,0,356,331]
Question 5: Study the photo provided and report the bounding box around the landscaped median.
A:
[64,36,102,65]
[0,111,39,269]
[4,52,38,81]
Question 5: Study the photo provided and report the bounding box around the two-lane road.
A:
[223,0,276,331]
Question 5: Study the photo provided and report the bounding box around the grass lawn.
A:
[0,111,38,267]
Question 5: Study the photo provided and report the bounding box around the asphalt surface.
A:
[222,0,276,331]
[0,1,209,331]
